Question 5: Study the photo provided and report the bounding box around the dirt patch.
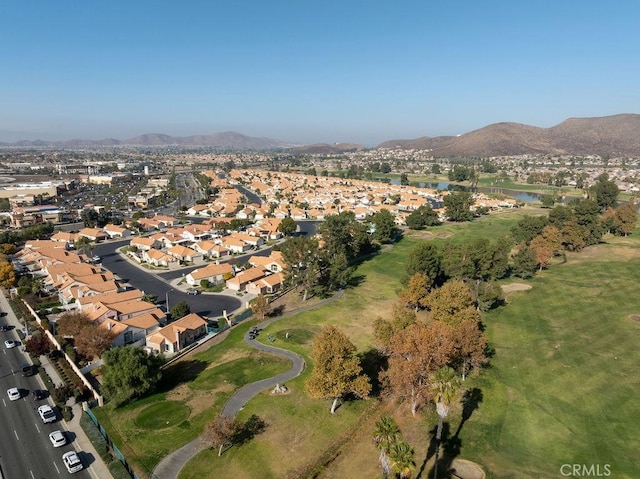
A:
[450,459,486,479]
[629,315,640,322]
[406,230,453,240]
[502,283,532,295]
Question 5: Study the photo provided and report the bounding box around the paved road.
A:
[93,240,241,318]
[151,289,344,479]
[0,318,92,479]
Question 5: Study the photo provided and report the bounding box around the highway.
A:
[0,325,90,479]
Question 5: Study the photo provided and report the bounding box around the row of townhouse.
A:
[15,240,211,356]
[219,169,518,223]
[176,250,286,295]
[129,226,280,264]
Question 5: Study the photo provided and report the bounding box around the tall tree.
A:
[57,312,91,337]
[426,280,480,326]
[398,272,432,312]
[101,347,163,406]
[511,215,549,244]
[170,301,190,320]
[511,244,538,278]
[373,303,417,351]
[280,235,321,300]
[431,366,460,479]
[251,294,270,321]
[278,216,298,236]
[371,209,398,244]
[372,415,402,478]
[405,204,441,230]
[384,321,454,415]
[75,323,115,359]
[450,320,488,380]
[529,235,553,270]
[404,241,442,288]
[589,173,619,210]
[203,414,241,457]
[305,326,371,414]
[443,191,474,222]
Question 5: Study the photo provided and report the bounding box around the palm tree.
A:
[431,366,460,479]
[389,441,416,479]
[372,415,402,478]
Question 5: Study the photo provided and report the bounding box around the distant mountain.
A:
[378,114,640,157]
[290,143,364,155]
[0,131,294,149]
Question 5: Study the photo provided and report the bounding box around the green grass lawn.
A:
[95,212,640,479]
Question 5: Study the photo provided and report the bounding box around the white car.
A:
[49,430,67,447]
[62,451,83,473]
[4,340,17,349]
[7,387,20,401]
[38,404,57,423]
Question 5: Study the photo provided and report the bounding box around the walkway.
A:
[151,289,344,479]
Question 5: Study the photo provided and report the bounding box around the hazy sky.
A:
[1,1,638,145]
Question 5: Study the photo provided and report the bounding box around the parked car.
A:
[0,325,9,331]
[7,387,21,401]
[49,430,67,447]
[187,289,200,295]
[62,451,83,473]
[38,404,57,423]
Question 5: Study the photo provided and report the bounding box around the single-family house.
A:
[167,245,201,263]
[246,272,285,296]
[143,248,177,267]
[78,228,108,242]
[130,236,159,251]
[248,251,286,273]
[146,313,208,354]
[226,267,266,292]
[103,224,131,239]
[185,262,234,286]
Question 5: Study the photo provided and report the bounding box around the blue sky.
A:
[1,1,638,145]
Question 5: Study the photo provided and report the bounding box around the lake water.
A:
[389,179,544,203]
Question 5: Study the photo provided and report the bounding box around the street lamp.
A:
[165,289,173,313]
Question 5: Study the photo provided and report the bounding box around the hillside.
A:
[379,113,640,157]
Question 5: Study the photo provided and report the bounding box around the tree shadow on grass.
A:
[345,273,366,289]
[416,423,444,479]
[358,348,387,397]
[158,359,208,392]
[418,389,483,479]
[454,388,483,437]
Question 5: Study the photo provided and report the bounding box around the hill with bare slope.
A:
[378,114,640,157]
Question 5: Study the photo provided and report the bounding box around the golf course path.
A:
[152,289,344,479]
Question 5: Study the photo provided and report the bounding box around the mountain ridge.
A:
[377,113,640,157]
[2,114,639,156]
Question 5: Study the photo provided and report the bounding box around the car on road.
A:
[0,325,9,331]
[49,430,67,447]
[32,389,47,400]
[38,404,57,423]
[22,364,36,376]
[187,289,200,295]
[7,387,21,401]
[4,339,17,348]
[62,451,83,473]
